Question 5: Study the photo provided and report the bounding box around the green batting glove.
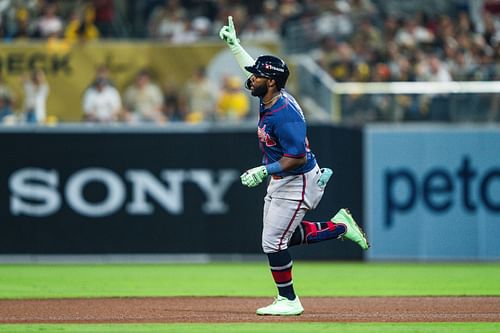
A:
[317,168,333,188]
[219,16,240,47]
[240,166,268,188]
[218,15,255,75]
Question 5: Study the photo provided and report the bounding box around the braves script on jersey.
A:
[257,90,317,177]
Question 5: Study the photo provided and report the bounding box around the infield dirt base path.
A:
[1,297,500,323]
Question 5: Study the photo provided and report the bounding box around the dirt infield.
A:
[1,296,499,323]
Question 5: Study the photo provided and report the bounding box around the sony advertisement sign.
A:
[0,129,263,254]
[0,127,362,258]
[365,126,500,260]
[9,168,238,217]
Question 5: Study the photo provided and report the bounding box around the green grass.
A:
[0,262,499,299]
[1,262,499,332]
[1,323,500,333]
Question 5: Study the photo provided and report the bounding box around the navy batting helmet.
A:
[244,55,290,89]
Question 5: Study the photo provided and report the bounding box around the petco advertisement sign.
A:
[365,126,500,260]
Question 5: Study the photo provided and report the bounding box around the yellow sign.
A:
[1,41,276,122]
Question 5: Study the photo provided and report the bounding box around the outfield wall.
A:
[365,125,500,261]
[0,125,363,260]
[4,124,497,261]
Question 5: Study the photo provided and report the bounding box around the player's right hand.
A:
[240,166,268,188]
[219,16,240,46]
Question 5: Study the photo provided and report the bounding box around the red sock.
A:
[299,220,346,244]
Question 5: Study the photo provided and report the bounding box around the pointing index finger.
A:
[228,16,234,29]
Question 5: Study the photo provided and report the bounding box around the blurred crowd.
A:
[1,0,499,82]
[0,0,102,42]
[308,1,500,82]
[0,64,252,125]
[80,64,251,124]
[0,0,499,125]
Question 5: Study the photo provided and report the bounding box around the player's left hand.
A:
[317,167,333,188]
[219,16,240,47]
[240,166,268,188]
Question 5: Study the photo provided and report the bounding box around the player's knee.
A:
[262,240,288,254]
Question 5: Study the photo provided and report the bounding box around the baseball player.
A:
[220,17,370,316]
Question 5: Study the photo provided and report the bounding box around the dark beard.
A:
[251,84,268,97]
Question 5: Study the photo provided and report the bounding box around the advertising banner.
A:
[0,41,276,122]
[365,126,500,260]
[0,126,362,258]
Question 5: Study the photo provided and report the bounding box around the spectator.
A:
[311,35,338,71]
[418,54,453,82]
[416,54,453,121]
[82,77,122,123]
[162,80,187,121]
[448,48,475,80]
[191,16,212,38]
[456,10,473,35]
[483,11,500,47]
[147,0,186,40]
[350,0,378,20]
[391,56,417,81]
[0,95,14,124]
[0,73,14,108]
[123,69,165,123]
[473,48,496,80]
[381,15,399,43]
[64,5,100,44]
[184,67,217,123]
[151,11,184,40]
[369,63,399,122]
[316,2,353,40]
[0,73,14,124]
[34,3,63,38]
[351,18,383,53]
[22,69,49,124]
[216,75,250,122]
[8,7,34,39]
[93,0,115,37]
[327,42,356,82]
[93,63,114,86]
[395,17,435,50]
[170,17,201,44]
[241,0,280,43]
[241,17,280,42]
[279,0,302,19]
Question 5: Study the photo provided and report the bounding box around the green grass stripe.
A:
[1,323,500,333]
[0,262,499,299]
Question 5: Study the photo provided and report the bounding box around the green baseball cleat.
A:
[256,296,304,316]
[332,208,370,250]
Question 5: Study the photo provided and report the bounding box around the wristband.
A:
[265,161,283,175]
